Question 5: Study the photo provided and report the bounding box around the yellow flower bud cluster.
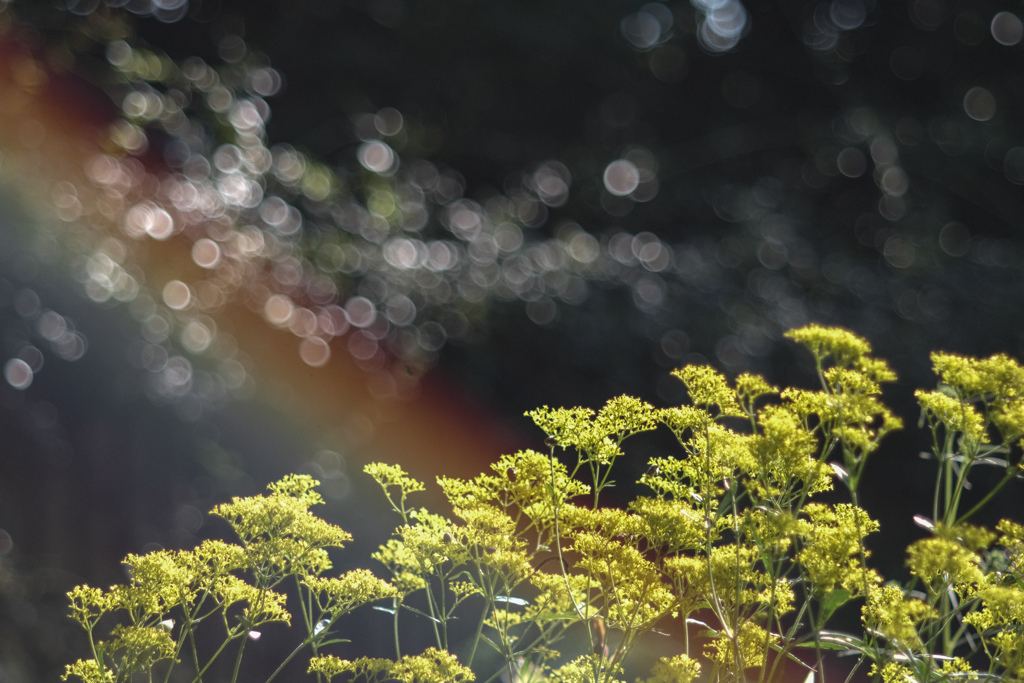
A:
[64,326,1024,683]
[65,475,398,683]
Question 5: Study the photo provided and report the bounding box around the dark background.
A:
[1,0,1023,680]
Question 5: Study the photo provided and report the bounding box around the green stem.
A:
[424,580,444,649]
[465,594,488,668]
[164,610,201,683]
[392,597,403,659]
[929,429,950,524]
[766,599,811,683]
[549,448,587,623]
[187,626,202,682]
[190,633,241,683]
[264,636,316,683]
[229,634,247,683]
[946,456,975,525]
[955,466,1017,525]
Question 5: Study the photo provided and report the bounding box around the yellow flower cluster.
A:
[862,585,937,650]
[309,647,474,683]
[637,654,701,683]
[64,476,398,683]
[63,325,1024,683]
[527,395,658,468]
[795,503,880,596]
[917,351,1024,454]
[905,523,993,595]
[213,474,352,578]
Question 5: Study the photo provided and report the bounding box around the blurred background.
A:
[1,0,1023,679]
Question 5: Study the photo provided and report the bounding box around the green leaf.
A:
[319,638,350,646]
[819,588,851,623]
[479,633,503,653]
[809,630,871,656]
[792,640,849,652]
[398,604,443,625]
[529,610,580,623]
[767,639,815,670]
[715,484,737,517]
[494,595,529,607]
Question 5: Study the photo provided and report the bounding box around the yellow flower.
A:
[862,585,936,650]
[437,449,589,535]
[869,662,917,683]
[67,585,114,628]
[212,476,352,579]
[303,569,398,618]
[364,463,427,496]
[915,389,988,447]
[796,503,880,596]
[670,365,744,417]
[906,525,992,596]
[310,648,474,683]
[638,654,701,683]
[527,396,658,465]
[735,373,779,406]
[550,654,624,683]
[629,496,708,551]
[785,324,872,366]
[707,621,777,671]
[62,659,113,683]
[747,404,830,497]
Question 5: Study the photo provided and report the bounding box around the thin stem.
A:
[187,625,202,681]
[956,467,1017,525]
[264,637,317,683]
[766,598,811,683]
[437,570,450,651]
[730,477,744,676]
[392,597,403,659]
[229,634,247,683]
[190,633,241,683]
[424,581,444,649]
[549,447,587,623]
[929,428,951,524]
[946,455,976,525]
[464,594,488,668]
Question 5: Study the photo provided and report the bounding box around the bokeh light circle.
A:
[357,141,397,174]
[836,147,867,177]
[4,359,33,390]
[162,280,192,310]
[1004,147,1024,185]
[299,337,331,367]
[963,87,996,121]
[345,297,377,328]
[264,294,294,326]
[191,238,221,268]
[991,12,1023,46]
[603,159,640,196]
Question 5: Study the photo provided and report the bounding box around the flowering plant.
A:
[63,325,1024,683]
